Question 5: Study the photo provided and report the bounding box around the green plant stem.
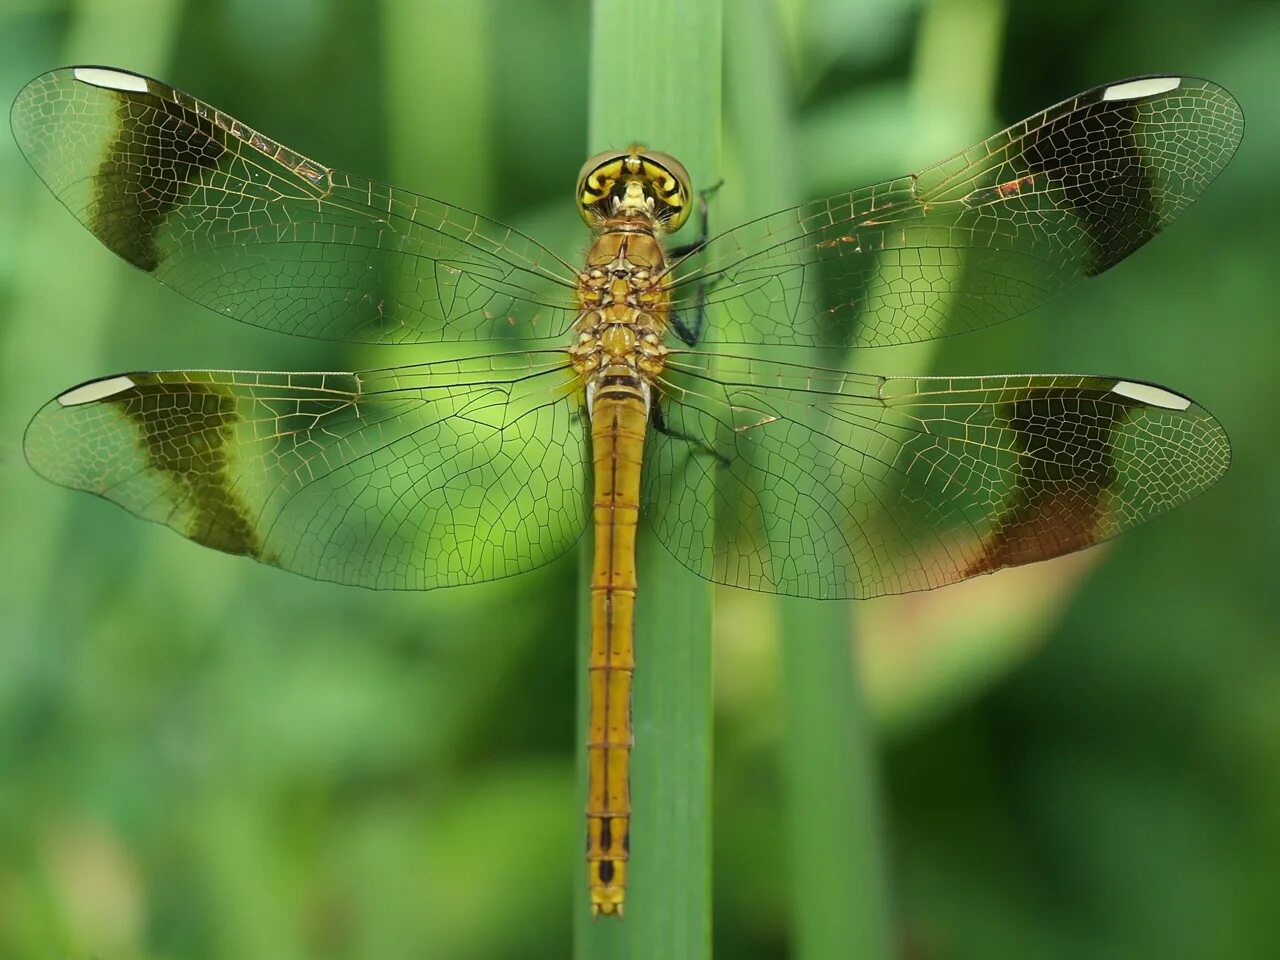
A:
[382,0,492,208]
[724,3,891,956]
[780,632,891,957]
[575,0,720,955]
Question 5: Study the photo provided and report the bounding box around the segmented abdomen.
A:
[585,387,647,918]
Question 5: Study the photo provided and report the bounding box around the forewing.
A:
[646,356,1228,599]
[12,67,579,344]
[26,354,589,589]
[671,76,1241,348]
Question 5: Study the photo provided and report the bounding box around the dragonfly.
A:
[13,67,1240,917]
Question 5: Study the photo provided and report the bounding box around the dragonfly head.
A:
[576,145,692,233]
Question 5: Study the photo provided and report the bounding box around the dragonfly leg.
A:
[668,179,723,259]
[668,179,723,345]
[651,398,730,465]
[669,280,711,346]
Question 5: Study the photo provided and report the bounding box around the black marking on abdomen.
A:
[599,375,640,391]
[92,88,226,272]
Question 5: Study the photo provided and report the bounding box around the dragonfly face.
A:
[576,146,693,231]
[13,67,1242,917]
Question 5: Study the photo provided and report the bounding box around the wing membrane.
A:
[671,76,1241,348]
[646,355,1229,599]
[25,353,589,589]
[12,67,580,344]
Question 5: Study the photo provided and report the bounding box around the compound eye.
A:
[636,150,693,232]
[576,150,631,224]
[576,150,627,191]
[641,151,692,196]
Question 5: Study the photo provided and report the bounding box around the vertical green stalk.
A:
[766,1,1005,955]
[725,3,890,957]
[576,0,720,956]
[382,0,492,208]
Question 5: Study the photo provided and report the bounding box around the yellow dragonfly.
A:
[13,68,1240,917]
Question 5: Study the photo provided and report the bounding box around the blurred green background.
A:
[1,1,1277,958]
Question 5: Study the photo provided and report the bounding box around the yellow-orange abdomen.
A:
[585,388,648,917]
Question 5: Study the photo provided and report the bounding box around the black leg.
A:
[651,398,730,465]
[669,281,709,346]
[669,179,723,344]
[669,179,724,260]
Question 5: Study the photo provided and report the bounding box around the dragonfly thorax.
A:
[571,224,672,390]
[570,307,668,384]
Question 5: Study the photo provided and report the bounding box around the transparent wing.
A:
[25,353,590,589]
[670,76,1242,348]
[11,66,580,344]
[645,355,1229,599]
